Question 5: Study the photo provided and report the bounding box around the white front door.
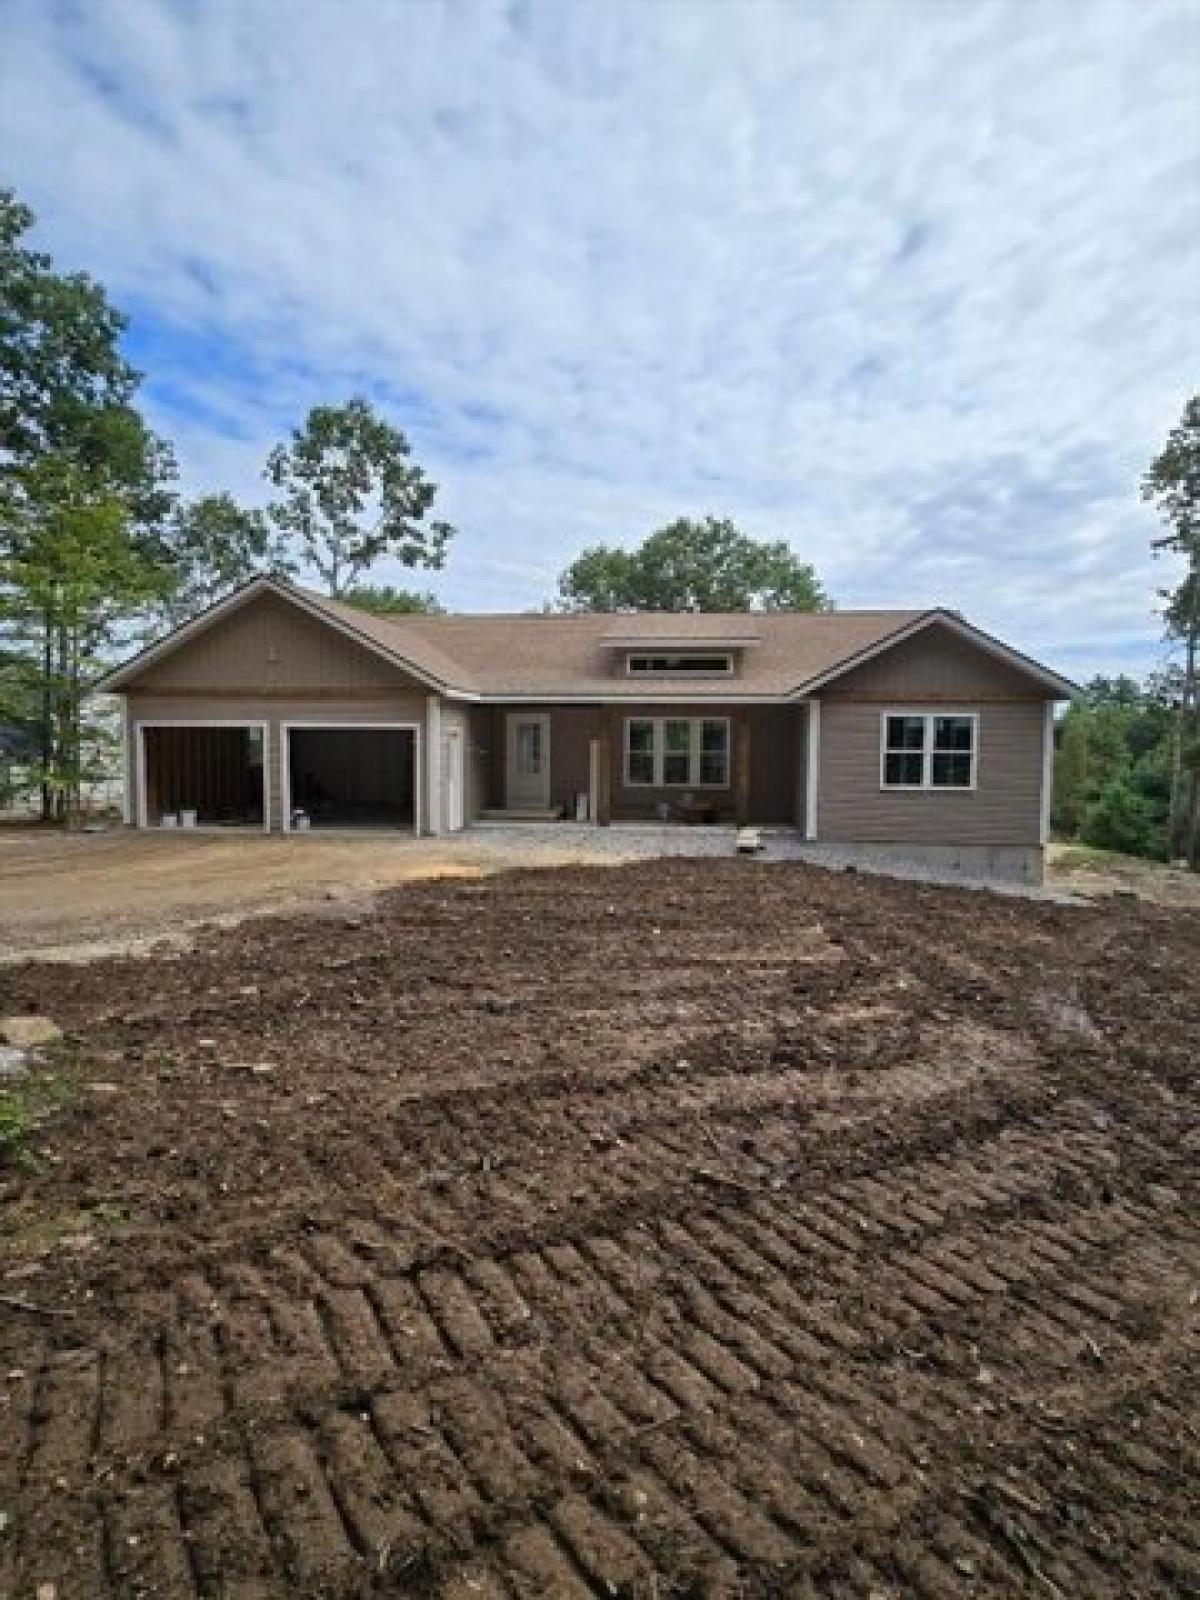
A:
[506,713,551,809]
[446,729,465,831]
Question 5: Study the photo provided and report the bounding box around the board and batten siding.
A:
[120,592,433,830]
[815,623,1050,847]
[130,591,410,695]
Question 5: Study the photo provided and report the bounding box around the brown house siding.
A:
[132,593,411,696]
[480,703,796,823]
[818,700,1045,846]
[814,623,1050,849]
[820,624,1047,703]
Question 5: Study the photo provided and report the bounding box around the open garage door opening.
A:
[140,724,267,829]
[285,725,417,832]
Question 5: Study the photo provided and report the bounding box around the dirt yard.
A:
[0,859,1196,1599]
[0,828,495,962]
[4,825,1199,966]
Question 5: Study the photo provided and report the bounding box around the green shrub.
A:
[1080,777,1168,860]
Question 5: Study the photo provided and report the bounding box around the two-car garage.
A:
[136,721,419,832]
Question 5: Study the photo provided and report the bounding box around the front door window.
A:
[516,720,543,776]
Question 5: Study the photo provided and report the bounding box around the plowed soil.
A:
[0,859,1197,1599]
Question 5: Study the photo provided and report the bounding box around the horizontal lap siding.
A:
[816,623,1052,848]
[819,700,1046,845]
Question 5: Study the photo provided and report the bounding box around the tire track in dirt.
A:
[1,860,1196,1598]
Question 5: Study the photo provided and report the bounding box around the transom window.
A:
[626,718,729,787]
[881,712,977,790]
[627,653,733,675]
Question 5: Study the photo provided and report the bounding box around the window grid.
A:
[625,717,730,788]
[880,711,978,791]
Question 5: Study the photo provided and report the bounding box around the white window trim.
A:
[281,721,422,834]
[624,716,731,788]
[879,709,979,793]
[135,720,271,832]
[625,652,734,677]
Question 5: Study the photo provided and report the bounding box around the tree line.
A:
[2,183,1196,862]
[1051,401,1199,869]
[0,191,457,820]
[0,189,827,822]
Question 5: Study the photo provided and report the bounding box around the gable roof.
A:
[95,577,1077,701]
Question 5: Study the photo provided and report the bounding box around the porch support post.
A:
[733,709,751,826]
[591,731,610,825]
[425,694,442,836]
[805,700,820,840]
[606,706,621,823]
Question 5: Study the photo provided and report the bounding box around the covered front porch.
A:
[473,702,813,829]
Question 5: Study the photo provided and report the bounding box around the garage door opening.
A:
[140,724,267,829]
[284,724,417,831]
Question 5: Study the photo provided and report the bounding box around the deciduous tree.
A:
[557,516,829,613]
[1,191,175,821]
[265,399,453,597]
[158,492,292,623]
[341,583,444,616]
[1142,394,1200,866]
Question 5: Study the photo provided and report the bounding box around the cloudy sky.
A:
[3,0,1198,676]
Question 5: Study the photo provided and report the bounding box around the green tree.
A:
[0,190,135,461]
[341,583,444,616]
[1142,394,1200,866]
[1051,712,1089,836]
[558,516,829,613]
[1051,675,1177,861]
[1081,775,1167,859]
[265,398,453,598]
[1,192,176,821]
[158,492,293,623]
[3,442,173,820]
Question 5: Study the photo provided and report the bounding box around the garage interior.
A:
[142,725,266,827]
[286,726,416,830]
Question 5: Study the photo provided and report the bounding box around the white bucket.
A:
[180,809,198,829]
[160,813,178,829]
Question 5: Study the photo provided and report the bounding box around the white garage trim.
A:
[425,696,442,837]
[280,721,422,835]
[135,720,271,832]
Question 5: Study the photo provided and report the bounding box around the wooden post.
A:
[592,737,610,825]
[606,706,621,824]
[734,710,751,826]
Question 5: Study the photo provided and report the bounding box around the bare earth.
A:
[0,828,585,962]
[3,827,1198,966]
[0,856,1196,1598]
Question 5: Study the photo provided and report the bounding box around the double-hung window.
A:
[881,712,977,790]
[625,717,729,787]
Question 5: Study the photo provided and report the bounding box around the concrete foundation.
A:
[796,841,1045,887]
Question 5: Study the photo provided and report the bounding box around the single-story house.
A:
[95,576,1077,882]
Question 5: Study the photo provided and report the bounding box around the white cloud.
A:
[2,0,1197,673]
